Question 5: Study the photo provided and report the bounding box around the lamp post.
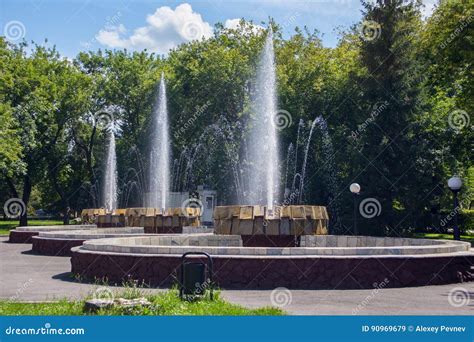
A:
[350,183,361,235]
[447,176,462,241]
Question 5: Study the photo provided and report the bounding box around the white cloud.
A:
[96,3,213,54]
[224,18,264,34]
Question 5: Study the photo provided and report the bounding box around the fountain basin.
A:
[8,224,97,243]
[31,227,214,256]
[31,227,145,256]
[71,235,474,289]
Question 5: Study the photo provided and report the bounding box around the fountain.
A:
[210,29,328,246]
[87,74,203,231]
[69,29,474,291]
[283,117,342,230]
[103,130,118,212]
[247,28,280,210]
[149,73,170,210]
[66,27,474,293]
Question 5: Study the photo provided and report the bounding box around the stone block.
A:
[266,220,280,235]
[155,215,163,228]
[253,217,265,234]
[253,205,265,217]
[291,206,305,219]
[114,209,126,216]
[320,207,329,219]
[145,208,155,216]
[172,216,180,228]
[265,206,281,220]
[163,217,172,228]
[303,219,314,235]
[375,237,384,247]
[267,248,282,255]
[216,219,232,235]
[231,217,240,235]
[347,237,357,247]
[290,219,305,235]
[326,235,337,247]
[280,206,291,218]
[356,237,366,247]
[239,219,254,235]
[315,236,328,247]
[337,236,348,247]
[280,218,290,235]
[143,216,155,228]
[239,206,254,220]
[304,206,314,218]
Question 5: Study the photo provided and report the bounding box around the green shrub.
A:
[460,210,474,232]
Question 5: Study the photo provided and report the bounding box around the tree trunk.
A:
[63,206,70,225]
[19,175,31,226]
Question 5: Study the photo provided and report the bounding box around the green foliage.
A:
[459,209,474,232]
[0,104,22,174]
[0,290,283,316]
[0,219,64,235]
[412,232,474,245]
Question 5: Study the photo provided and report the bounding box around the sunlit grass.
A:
[0,289,283,316]
[0,220,64,235]
[413,232,474,245]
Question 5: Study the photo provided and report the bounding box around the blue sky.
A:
[1,0,436,58]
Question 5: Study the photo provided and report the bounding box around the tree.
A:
[417,0,473,210]
[350,0,425,234]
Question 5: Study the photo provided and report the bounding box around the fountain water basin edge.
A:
[70,235,474,289]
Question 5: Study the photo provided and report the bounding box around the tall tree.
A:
[351,0,424,234]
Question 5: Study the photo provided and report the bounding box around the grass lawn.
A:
[0,290,283,316]
[0,219,64,235]
[413,232,474,245]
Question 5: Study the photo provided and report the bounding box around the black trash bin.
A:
[180,252,213,300]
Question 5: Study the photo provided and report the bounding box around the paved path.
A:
[0,236,472,315]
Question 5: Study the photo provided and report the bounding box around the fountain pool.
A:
[71,234,473,289]
[8,224,97,243]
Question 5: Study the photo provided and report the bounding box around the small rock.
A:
[84,297,151,312]
[115,297,151,308]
